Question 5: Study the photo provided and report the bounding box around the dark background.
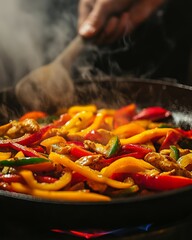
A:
[1,0,192,88]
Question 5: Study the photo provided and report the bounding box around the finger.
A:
[79,0,133,38]
[96,16,119,44]
[106,12,132,44]
[78,0,95,29]
[97,11,132,45]
[127,0,166,32]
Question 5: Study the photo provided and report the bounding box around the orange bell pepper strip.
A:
[112,122,145,139]
[19,111,48,121]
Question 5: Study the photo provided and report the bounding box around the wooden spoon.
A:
[15,35,85,112]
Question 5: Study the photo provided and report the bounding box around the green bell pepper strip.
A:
[0,157,50,167]
[170,145,180,160]
[85,135,120,158]
[106,136,120,157]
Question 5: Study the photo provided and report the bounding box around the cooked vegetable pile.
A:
[0,103,192,202]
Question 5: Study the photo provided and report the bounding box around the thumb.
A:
[78,2,111,38]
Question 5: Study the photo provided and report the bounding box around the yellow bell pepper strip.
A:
[131,172,192,191]
[80,109,107,135]
[112,122,145,139]
[133,106,171,121]
[0,152,12,160]
[49,152,134,189]
[113,103,136,128]
[120,128,177,145]
[68,104,97,115]
[61,111,94,133]
[40,136,66,148]
[19,170,72,191]
[15,150,25,158]
[0,122,12,136]
[177,153,192,170]
[11,182,111,201]
[101,156,156,178]
[66,110,108,140]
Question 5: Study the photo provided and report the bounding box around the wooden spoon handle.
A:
[54,35,86,71]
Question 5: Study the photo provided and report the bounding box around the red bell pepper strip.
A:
[71,172,87,185]
[131,173,192,191]
[9,142,44,158]
[35,175,58,183]
[133,106,171,121]
[31,145,45,153]
[176,128,192,138]
[0,174,23,183]
[70,145,93,158]
[52,113,71,128]
[67,141,84,147]
[159,130,181,150]
[84,130,104,143]
[121,144,152,158]
[17,125,52,146]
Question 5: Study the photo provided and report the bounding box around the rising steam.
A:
[0,0,78,89]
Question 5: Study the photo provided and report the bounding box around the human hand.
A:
[78,0,166,44]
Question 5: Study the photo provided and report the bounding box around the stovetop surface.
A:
[2,215,192,240]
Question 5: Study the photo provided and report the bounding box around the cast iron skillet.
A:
[0,78,192,229]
